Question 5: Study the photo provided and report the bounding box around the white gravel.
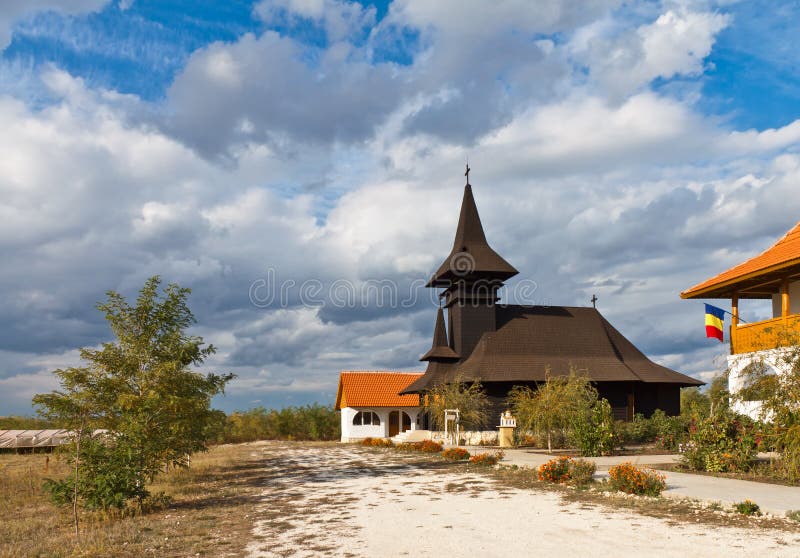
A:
[246,443,800,558]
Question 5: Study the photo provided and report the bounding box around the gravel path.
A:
[246,443,800,558]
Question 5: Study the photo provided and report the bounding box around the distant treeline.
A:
[216,404,340,443]
[4,405,341,443]
[0,416,55,430]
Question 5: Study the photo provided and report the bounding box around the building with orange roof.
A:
[682,221,800,417]
[334,371,423,442]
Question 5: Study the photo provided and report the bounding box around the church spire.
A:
[420,307,459,361]
[426,173,518,288]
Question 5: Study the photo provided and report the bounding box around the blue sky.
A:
[2,0,800,415]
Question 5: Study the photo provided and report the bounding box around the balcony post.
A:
[731,293,739,355]
[782,278,790,324]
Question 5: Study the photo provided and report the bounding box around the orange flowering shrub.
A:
[607,462,666,496]
[442,447,471,461]
[469,451,505,466]
[393,441,442,452]
[537,456,598,486]
[418,440,443,453]
[361,437,393,447]
[538,456,572,483]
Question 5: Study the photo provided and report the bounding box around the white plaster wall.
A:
[770,280,800,317]
[340,408,426,442]
[727,348,791,420]
[430,430,499,445]
[340,407,389,442]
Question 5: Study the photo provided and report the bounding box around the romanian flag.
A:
[705,304,725,342]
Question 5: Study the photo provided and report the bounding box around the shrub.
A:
[681,412,757,473]
[607,462,666,496]
[572,398,617,456]
[616,413,657,445]
[361,437,393,448]
[418,440,443,453]
[569,459,597,487]
[538,456,572,483]
[469,451,504,466]
[392,440,440,452]
[733,500,761,516]
[785,510,800,522]
[650,409,690,451]
[441,448,471,461]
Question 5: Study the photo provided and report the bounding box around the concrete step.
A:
[391,430,433,444]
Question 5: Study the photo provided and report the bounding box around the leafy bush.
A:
[733,500,761,516]
[681,412,757,473]
[538,456,572,483]
[441,448,471,461]
[607,463,666,496]
[569,459,597,487]
[650,410,690,451]
[469,451,504,466]
[786,510,800,522]
[616,413,657,445]
[572,399,616,456]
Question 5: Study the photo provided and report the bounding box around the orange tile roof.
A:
[334,371,424,410]
[682,222,800,299]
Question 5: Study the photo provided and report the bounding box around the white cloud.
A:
[4,0,800,414]
[574,7,730,97]
[0,0,109,49]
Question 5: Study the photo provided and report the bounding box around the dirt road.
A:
[246,443,800,557]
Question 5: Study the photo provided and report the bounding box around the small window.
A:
[352,411,380,426]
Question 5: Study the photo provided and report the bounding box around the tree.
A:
[423,376,490,441]
[34,276,234,513]
[508,369,598,453]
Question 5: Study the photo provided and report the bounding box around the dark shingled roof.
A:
[402,305,702,393]
[427,184,518,287]
[420,307,459,361]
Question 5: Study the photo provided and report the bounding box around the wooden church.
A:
[400,173,702,422]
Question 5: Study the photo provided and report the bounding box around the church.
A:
[336,172,702,439]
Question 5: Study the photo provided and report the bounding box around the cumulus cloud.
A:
[2,0,800,414]
[572,6,730,98]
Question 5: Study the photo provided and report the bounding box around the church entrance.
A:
[388,411,412,437]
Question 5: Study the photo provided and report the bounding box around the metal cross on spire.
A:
[465,163,471,184]
[591,294,598,308]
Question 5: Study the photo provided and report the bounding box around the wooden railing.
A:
[730,314,800,355]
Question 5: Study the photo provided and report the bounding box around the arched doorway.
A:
[388,411,413,437]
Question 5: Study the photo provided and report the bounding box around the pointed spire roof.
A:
[420,307,459,361]
[427,181,518,287]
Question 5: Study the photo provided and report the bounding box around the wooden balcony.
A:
[730,314,800,355]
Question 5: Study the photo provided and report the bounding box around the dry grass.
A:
[0,443,268,558]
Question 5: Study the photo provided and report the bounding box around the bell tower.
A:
[426,168,518,359]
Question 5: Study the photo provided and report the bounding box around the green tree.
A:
[509,369,598,453]
[680,386,710,419]
[34,276,234,512]
[423,376,490,440]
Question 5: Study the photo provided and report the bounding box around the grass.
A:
[0,443,268,558]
